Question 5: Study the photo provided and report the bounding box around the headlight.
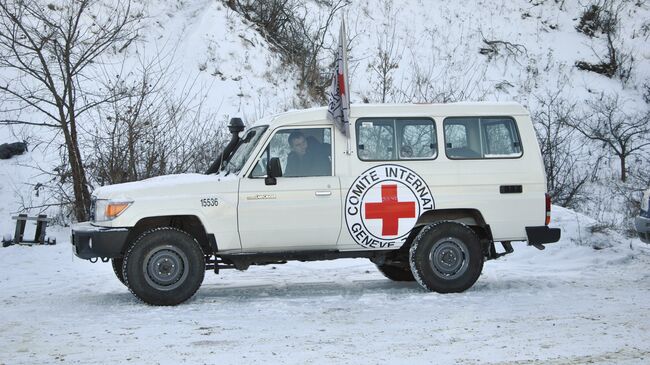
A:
[642,192,650,212]
[95,199,133,222]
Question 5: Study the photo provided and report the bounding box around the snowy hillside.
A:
[345,0,649,108]
[91,0,303,120]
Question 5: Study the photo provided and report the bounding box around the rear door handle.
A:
[500,185,523,194]
[315,191,332,197]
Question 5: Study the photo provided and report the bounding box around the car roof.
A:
[252,102,529,128]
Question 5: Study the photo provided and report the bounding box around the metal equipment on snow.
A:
[2,214,56,247]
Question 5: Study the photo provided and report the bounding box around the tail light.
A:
[545,193,551,225]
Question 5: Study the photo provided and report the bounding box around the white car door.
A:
[238,126,341,251]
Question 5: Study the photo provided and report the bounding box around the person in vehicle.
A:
[400,145,414,158]
[285,131,331,177]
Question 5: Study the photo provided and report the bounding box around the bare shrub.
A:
[576,4,602,37]
[574,0,634,82]
[643,80,650,104]
[479,31,528,67]
[85,59,228,187]
[397,54,488,104]
[225,0,348,104]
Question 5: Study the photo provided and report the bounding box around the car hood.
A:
[92,173,238,201]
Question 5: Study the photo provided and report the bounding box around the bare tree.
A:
[568,94,650,182]
[532,91,589,207]
[0,0,141,221]
[366,1,401,103]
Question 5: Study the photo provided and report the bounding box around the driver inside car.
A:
[284,131,331,177]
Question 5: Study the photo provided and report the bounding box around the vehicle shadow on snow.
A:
[80,277,555,306]
[74,290,142,307]
[192,275,546,304]
[194,279,423,302]
[471,277,558,292]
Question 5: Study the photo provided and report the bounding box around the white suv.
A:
[72,103,560,305]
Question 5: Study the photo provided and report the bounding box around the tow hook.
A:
[89,257,110,263]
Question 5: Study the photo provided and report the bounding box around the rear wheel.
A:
[123,227,205,306]
[409,221,484,293]
[376,263,415,282]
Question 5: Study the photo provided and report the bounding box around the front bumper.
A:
[526,226,561,245]
[71,222,129,259]
[634,216,650,244]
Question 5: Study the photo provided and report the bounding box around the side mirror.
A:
[265,157,282,185]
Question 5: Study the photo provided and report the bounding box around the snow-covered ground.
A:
[1,208,649,365]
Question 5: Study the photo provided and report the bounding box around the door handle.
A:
[315,191,332,197]
[500,185,523,194]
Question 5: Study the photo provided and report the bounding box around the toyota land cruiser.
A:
[72,103,560,305]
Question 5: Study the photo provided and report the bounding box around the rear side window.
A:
[356,118,437,161]
[357,119,395,160]
[444,117,522,159]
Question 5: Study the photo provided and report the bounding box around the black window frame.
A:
[248,125,334,178]
[355,117,438,162]
[443,116,524,160]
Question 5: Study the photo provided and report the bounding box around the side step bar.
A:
[488,241,514,259]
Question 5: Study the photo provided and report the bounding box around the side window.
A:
[444,124,468,149]
[357,120,395,160]
[400,120,437,159]
[483,119,522,157]
[251,127,332,178]
[356,118,437,161]
[444,117,522,159]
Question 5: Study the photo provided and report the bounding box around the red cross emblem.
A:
[364,184,416,236]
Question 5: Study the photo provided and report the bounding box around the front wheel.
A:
[123,227,205,305]
[111,258,126,286]
[409,221,484,293]
[376,263,415,282]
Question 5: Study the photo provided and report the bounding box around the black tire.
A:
[409,221,484,293]
[123,227,205,306]
[111,258,126,286]
[376,263,415,281]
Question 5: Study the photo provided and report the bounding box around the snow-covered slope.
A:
[134,0,300,119]
[344,0,649,110]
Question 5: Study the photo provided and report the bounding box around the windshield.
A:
[222,126,268,175]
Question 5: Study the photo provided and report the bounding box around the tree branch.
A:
[0,119,60,128]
